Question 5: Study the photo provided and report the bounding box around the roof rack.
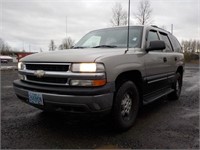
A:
[150,25,171,33]
[151,25,158,28]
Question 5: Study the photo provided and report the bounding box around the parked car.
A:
[0,55,13,63]
[13,25,184,130]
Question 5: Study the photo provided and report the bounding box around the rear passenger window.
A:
[170,35,182,52]
[159,33,173,52]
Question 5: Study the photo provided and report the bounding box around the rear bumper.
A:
[13,80,115,113]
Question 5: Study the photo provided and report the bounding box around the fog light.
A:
[70,80,93,86]
[18,74,26,80]
[70,79,106,87]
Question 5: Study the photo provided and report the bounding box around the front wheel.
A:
[112,81,140,131]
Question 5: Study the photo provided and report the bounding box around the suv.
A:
[13,25,184,130]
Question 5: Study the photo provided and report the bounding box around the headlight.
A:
[71,63,105,73]
[18,62,25,70]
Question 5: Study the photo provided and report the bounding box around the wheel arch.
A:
[114,70,144,105]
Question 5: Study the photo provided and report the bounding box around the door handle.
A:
[175,57,177,61]
[163,57,167,63]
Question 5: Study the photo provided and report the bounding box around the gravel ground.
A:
[1,64,199,149]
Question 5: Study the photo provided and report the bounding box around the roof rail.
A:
[151,25,158,28]
[150,25,171,33]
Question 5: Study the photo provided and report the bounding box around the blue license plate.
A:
[28,91,44,105]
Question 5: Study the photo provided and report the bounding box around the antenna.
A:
[125,0,131,53]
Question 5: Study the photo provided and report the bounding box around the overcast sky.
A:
[0,0,199,52]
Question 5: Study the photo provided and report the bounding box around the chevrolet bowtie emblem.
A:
[34,70,45,78]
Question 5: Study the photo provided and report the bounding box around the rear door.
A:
[159,32,175,74]
[168,34,184,72]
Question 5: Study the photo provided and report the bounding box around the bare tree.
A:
[49,40,56,51]
[59,37,75,50]
[110,2,127,26]
[0,38,5,51]
[134,0,153,25]
[182,39,200,53]
[0,38,12,55]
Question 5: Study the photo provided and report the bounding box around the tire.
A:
[168,72,182,100]
[112,81,140,131]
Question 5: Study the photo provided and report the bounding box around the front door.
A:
[144,30,170,98]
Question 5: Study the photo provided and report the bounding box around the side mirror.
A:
[146,40,166,52]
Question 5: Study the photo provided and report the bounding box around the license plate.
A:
[28,91,44,105]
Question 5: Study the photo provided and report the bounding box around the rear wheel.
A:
[168,72,182,100]
[112,81,140,130]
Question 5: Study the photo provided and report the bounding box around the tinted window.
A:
[170,35,182,52]
[160,33,173,51]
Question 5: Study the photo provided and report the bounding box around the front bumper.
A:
[13,80,115,113]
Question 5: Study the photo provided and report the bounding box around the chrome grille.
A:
[23,63,70,85]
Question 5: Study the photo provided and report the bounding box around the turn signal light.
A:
[92,79,106,86]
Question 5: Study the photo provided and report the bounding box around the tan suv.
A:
[13,25,184,130]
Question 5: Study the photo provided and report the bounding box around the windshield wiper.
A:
[73,46,87,49]
[92,45,117,48]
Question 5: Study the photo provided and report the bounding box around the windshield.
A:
[74,26,143,48]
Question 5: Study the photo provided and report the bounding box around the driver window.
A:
[147,30,161,51]
[147,31,159,46]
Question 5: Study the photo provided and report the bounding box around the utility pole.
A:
[66,16,67,38]
[23,41,25,51]
[126,0,131,52]
[171,24,173,34]
[29,44,31,52]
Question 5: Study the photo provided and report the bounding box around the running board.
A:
[143,88,174,105]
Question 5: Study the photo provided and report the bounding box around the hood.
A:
[21,48,126,63]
